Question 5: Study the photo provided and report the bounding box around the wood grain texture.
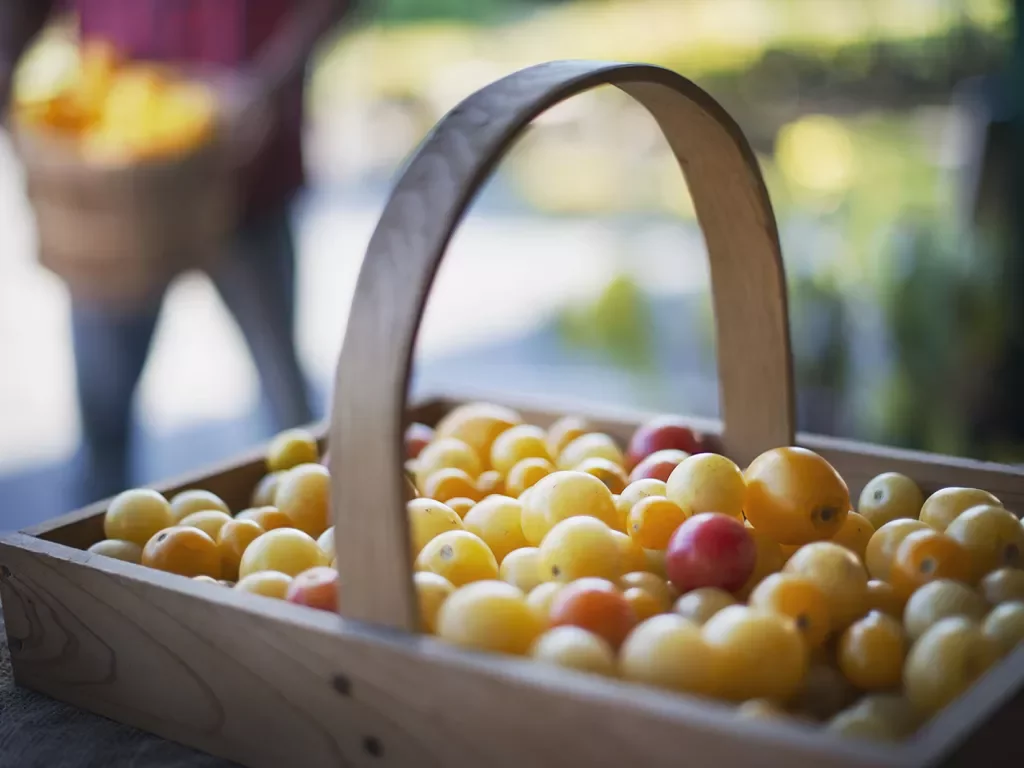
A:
[0,532,901,768]
[331,61,794,631]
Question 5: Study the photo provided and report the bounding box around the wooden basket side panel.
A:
[0,534,898,768]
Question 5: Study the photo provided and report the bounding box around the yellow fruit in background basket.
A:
[644,548,667,578]
[235,571,292,600]
[408,498,464,559]
[703,605,808,701]
[983,602,1024,657]
[423,467,482,503]
[783,541,868,631]
[490,425,550,475]
[236,506,292,531]
[857,472,923,529]
[416,530,499,586]
[743,447,850,545]
[169,489,230,522]
[539,516,621,583]
[87,539,143,564]
[623,587,664,623]
[142,526,221,579]
[104,488,175,547]
[827,694,921,742]
[274,463,330,538]
[414,571,455,634]
[831,511,874,561]
[919,487,1002,531]
[666,453,745,521]
[945,504,1024,583]
[178,510,232,541]
[611,531,648,575]
[463,495,527,563]
[904,616,997,714]
[837,611,906,691]
[902,579,987,642]
[316,528,335,562]
[530,626,616,676]
[238,528,327,579]
[619,614,717,695]
[627,496,689,550]
[889,530,971,600]
[522,470,619,543]
[505,457,554,498]
[980,568,1024,605]
[415,438,482,489]
[557,433,625,471]
[864,579,905,618]
[749,573,831,649]
[266,428,319,472]
[500,547,544,593]
[434,403,522,469]
[436,580,540,655]
[864,518,929,581]
[217,518,265,582]
[546,416,590,460]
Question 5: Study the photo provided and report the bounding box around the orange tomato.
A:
[216,518,265,581]
[890,529,972,599]
[142,526,221,578]
[743,447,850,546]
[549,577,637,649]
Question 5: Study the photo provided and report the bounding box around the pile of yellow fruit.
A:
[13,40,217,165]
[90,402,1024,745]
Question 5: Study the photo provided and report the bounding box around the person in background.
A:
[0,0,351,501]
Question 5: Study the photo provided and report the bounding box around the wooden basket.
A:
[14,125,236,308]
[2,61,1023,767]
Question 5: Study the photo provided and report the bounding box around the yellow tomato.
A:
[104,488,175,547]
[238,528,327,579]
[435,580,540,655]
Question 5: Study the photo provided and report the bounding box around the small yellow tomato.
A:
[274,463,330,538]
[178,509,232,541]
[749,573,831,649]
[251,472,282,508]
[611,531,648,575]
[499,546,545,593]
[619,614,717,696]
[415,530,499,586]
[539,516,621,583]
[783,542,868,631]
[266,428,319,472]
[216,518,265,582]
[945,504,1024,583]
[142,526,221,579]
[435,580,541,655]
[104,488,175,547]
[415,437,482,489]
[919,487,1002,531]
[557,433,625,471]
[526,582,564,626]
[838,611,906,690]
[575,457,629,495]
[87,539,143,564]
[433,402,521,469]
[864,519,930,581]
[831,511,874,562]
[529,626,616,676]
[236,506,293,531]
[414,571,455,634]
[169,489,230,522]
[462,495,527,563]
[490,424,550,475]
[235,570,292,599]
[238,528,327,579]
[627,496,689,549]
[667,453,746,520]
[903,617,997,714]
[423,468,483,503]
[672,587,736,625]
[857,472,923,529]
[505,457,555,498]
[546,416,590,461]
[408,498,464,559]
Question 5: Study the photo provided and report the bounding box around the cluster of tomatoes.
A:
[92,428,338,610]
[403,403,1024,742]
[91,401,1024,743]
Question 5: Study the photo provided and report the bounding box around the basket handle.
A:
[330,61,795,630]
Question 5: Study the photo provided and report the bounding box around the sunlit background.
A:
[0,0,1019,527]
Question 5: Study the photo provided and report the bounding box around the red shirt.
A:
[72,0,306,218]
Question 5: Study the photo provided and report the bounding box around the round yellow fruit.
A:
[415,530,499,586]
[945,504,1024,583]
[87,538,143,564]
[919,487,1002,531]
[619,614,717,695]
[142,526,221,579]
[557,433,625,471]
[521,470,619,543]
[749,573,831,649]
[422,468,483,503]
[435,580,540,655]
[980,568,1024,605]
[831,511,875,562]
[983,601,1024,657]
[217,518,265,582]
[414,571,455,633]
[178,509,232,541]
[266,428,319,472]
[864,518,929,581]
[575,457,629,495]
[462,495,527,563]
[539,516,621,583]
[783,542,868,631]
[837,611,906,691]
[414,438,482,490]
[857,472,922,529]
[104,488,175,547]
[169,489,230,522]
[526,582,564,626]
[666,453,745,520]
[235,570,292,599]
[903,579,987,642]
[238,528,327,579]
[251,472,282,508]
[490,425,550,475]
[529,626,616,675]
[273,463,330,538]
[408,498,464,559]
[499,547,544,593]
[505,457,555,499]
[904,617,997,714]
[672,587,737,625]
[611,531,648,575]
[434,402,521,469]
[546,416,590,461]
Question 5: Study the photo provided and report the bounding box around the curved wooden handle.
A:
[330,61,794,630]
